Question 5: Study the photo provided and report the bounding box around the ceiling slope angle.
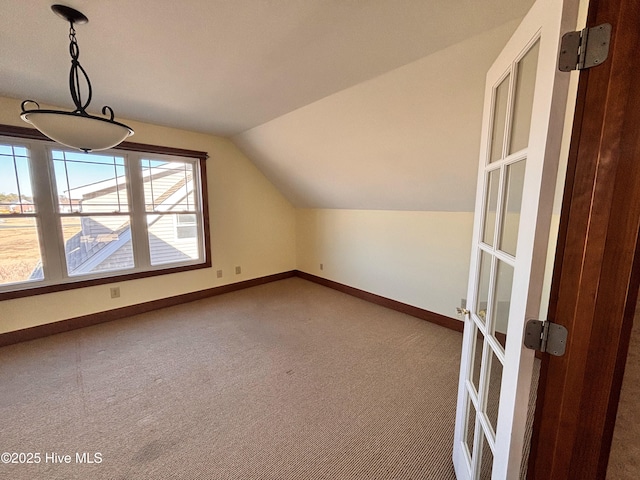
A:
[1,0,533,136]
[232,19,525,211]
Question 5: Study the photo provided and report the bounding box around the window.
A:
[0,126,210,298]
[53,149,134,277]
[176,214,198,240]
[0,144,44,286]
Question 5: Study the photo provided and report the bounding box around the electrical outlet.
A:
[320,263,324,271]
[216,270,223,278]
[110,287,120,299]
[235,266,241,275]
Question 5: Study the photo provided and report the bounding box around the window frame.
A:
[0,124,211,301]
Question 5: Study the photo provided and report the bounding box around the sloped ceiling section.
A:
[1,0,531,136]
[233,21,521,212]
[1,0,533,212]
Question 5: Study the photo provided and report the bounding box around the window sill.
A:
[0,259,212,301]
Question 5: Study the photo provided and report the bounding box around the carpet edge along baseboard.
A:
[0,270,462,347]
[296,271,463,333]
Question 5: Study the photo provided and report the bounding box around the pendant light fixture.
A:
[21,4,133,152]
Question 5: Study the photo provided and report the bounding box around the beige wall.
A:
[290,3,587,324]
[296,209,473,318]
[281,23,522,321]
[2,20,520,333]
[0,96,297,334]
[233,19,521,212]
[0,5,585,334]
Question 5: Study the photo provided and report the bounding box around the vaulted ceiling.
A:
[0,0,534,210]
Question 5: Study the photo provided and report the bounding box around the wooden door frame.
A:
[528,0,640,478]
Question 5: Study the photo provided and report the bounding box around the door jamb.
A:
[528,0,640,478]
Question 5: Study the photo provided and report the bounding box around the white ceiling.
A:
[1,0,533,137]
[233,19,523,211]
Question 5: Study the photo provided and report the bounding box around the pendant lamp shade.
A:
[21,109,133,152]
[21,4,133,152]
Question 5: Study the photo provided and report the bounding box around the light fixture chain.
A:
[20,4,134,151]
[67,21,92,115]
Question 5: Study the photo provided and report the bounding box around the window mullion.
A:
[194,159,206,263]
[31,143,67,282]
[127,153,151,269]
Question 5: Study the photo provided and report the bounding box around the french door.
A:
[452,0,579,478]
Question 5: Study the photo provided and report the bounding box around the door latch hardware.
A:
[558,23,611,72]
[524,319,568,356]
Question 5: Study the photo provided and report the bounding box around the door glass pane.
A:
[486,347,504,435]
[489,74,511,163]
[476,251,492,326]
[465,397,477,460]
[479,431,494,479]
[482,169,500,246]
[493,261,515,349]
[471,326,485,394]
[509,41,540,154]
[499,160,527,256]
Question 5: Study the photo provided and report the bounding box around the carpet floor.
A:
[0,278,465,479]
[607,294,640,479]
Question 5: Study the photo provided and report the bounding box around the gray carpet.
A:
[0,278,463,479]
[607,294,640,479]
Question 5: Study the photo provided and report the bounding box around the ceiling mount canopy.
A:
[21,4,133,152]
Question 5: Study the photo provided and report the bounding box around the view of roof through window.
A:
[0,140,205,291]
